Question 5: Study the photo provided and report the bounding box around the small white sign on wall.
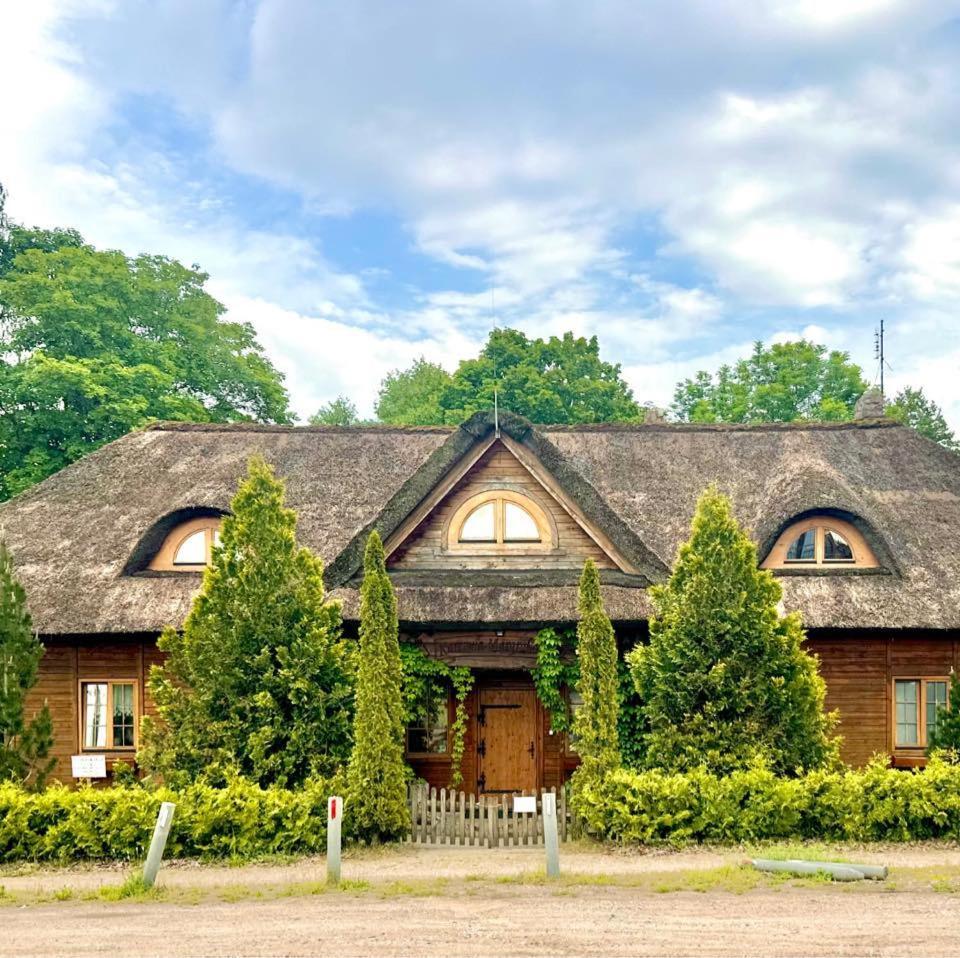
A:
[513,795,537,814]
[71,754,107,778]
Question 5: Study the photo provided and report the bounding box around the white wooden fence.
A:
[406,783,572,846]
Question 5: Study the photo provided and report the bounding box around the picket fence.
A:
[406,783,573,846]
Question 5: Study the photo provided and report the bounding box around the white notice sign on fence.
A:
[513,795,537,813]
[71,754,107,778]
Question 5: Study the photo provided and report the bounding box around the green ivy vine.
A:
[531,627,579,733]
[531,627,647,765]
[399,643,475,788]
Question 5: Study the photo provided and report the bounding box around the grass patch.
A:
[743,842,853,863]
[97,874,157,902]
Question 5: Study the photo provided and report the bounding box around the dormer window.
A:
[445,491,554,552]
[148,517,222,571]
[762,515,878,570]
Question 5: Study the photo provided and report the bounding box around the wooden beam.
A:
[499,434,638,574]
[383,435,497,560]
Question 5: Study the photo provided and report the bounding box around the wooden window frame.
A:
[78,679,139,753]
[761,516,878,570]
[148,517,221,571]
[444,490,555,555]
[892,676,950,751]
[405,695,453,759]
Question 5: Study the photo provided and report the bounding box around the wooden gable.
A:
[386,439,619,571]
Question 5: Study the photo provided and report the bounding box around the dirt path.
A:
[4,841,959,895]
[3,883,959,957]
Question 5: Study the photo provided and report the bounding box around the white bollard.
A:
[327,795,343,886]
[142,801,175,889]
[542,792,560,879]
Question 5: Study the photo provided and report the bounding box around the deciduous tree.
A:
[442,329,643,424]
[139,458,352,788]
[0,209,291,499]
[309,396,362,426]
[886,387,957,451]
[375,358,452,425]
[672,340,868,423]
[346,532,409,841]
[628,487,839,775]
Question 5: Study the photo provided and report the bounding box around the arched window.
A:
[762,516,877,569]
[148,517,222,571]
[445,491,554,551]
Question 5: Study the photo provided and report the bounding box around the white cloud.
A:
[2,0,960,430]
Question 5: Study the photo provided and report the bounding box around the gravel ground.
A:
[3,884,959,957]
[3,844,959,957]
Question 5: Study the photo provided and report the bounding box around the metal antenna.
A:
[494,385,500,438]
[874,319,889,396]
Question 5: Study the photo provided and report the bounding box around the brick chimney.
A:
[854,387,885,420]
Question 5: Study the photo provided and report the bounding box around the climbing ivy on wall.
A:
[531,626,647,767]
[399,643,474,788]
[531,627,579,733]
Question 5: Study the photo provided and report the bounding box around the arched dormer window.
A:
[148,516,222,571]
[761,515,878,570]
[444,491,554,552]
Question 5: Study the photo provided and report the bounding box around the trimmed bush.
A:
[576,755,960,846]
[0,776,343,862]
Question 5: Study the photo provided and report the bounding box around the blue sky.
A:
[2,1,959,426]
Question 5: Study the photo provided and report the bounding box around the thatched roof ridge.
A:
[0,413,958,634]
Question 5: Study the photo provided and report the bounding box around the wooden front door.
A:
[477,688,538,794]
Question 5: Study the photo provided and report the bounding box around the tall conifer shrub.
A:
[628,486,838,775]
[346,531,409,841]
[139,457,353,787]
[571,559,620,794]
[0,542,54,788]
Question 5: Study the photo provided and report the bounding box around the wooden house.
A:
[2,398,958,791]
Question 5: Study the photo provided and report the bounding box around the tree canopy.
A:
[672,340,868,424]
[375,358,452,425]
[885,387,957,451]
[139,458,353,788]
[375,330,642,425]
[309,396,362,426]
[628,486,839,775]
[0,191,291,499]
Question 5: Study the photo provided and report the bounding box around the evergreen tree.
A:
[629,486,838,775]
[139,458,353,788]
[571,560,621,789]
[346,532,409,841]
[0,542,54,788]
[928,671,960,754]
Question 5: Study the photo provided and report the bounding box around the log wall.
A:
[27,630,960,786]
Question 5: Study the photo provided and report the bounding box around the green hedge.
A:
[0,777,342,862]
[576,754,960,845]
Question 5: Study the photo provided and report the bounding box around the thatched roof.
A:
[1,411,958,634]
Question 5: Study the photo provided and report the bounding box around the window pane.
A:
[174,529,207,565]
[824,529,854,561]
[895,680,919,746]
[407,701,448,754]
[213,528,222,548]
[786,530,816,561]
[459,502,496,542]
[927,681,948,743]
[83,683,108,749]
[503,501,540,541]
[112,683,135,748]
